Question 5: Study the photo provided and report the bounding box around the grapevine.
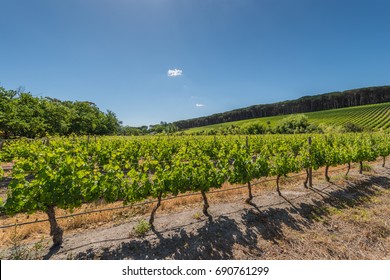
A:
[1,132,389,246]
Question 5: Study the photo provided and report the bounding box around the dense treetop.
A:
[0,86,121,138]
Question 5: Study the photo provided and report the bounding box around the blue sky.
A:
[1,0,390,126]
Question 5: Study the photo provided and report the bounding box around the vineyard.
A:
[185,102,390,133]
[1,132,390,253]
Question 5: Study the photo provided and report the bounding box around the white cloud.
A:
[167,69,183,77]
[195,103,205,107]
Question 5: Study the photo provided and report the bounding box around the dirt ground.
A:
[1,162,390,260]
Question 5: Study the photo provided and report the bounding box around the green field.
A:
[185,102,390,133]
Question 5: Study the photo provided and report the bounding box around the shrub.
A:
[342,122,364,133]
[133,220,151,236]
[274,114,321,134]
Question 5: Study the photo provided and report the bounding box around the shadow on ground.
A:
[67,174,390,260]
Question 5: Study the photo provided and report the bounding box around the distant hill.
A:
[184,102,390,134]
[174,86,390,130]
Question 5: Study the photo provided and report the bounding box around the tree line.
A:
[0,86,121,138]
[173,86,390,129]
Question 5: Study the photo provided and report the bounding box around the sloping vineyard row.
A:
[1,133,389,246]
[308,102,390,128]
[358,104,388,127]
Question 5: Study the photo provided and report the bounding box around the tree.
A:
[241,123,266,134]
[0,85,125,137]
[274,114,307,134]
[342,122,364,133]
[11,93,47,138]
[42,99,72,135]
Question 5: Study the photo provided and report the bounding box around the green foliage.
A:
[342,122,364,133]
[149,122,178,134]
[133,220,151,236]
[224,125,241,135]
[193,211,202,220]
[206,129,217,135]
[3,142,101,215]
[240,123,266,134]
[1,133,390,243]
[361,163,372,172]
[228,141,269,185]
[274,114,322,134]
[120,126,148,136]
[0,86,121,138]
[185,102,390,134]
[174,86,390,130]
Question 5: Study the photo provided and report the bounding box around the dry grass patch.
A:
[260,186,390,259]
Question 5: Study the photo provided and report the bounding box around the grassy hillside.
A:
[174,86,390,130]
[185,102,390,134]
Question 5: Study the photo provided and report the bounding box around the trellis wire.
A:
[0,165,348,229]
